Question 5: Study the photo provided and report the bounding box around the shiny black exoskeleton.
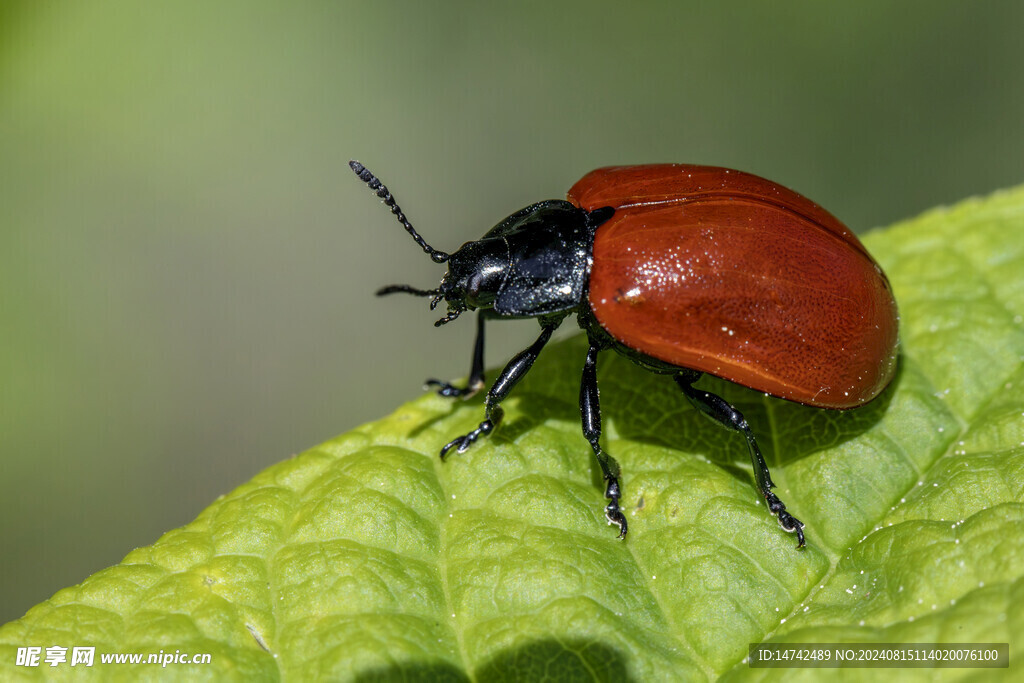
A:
[438,200,610,320]
[351,161,806,545]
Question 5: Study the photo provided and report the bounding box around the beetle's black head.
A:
[435,237,509,319]
[375,237,509,326]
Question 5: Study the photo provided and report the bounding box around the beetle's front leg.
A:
[440,321,557,458]
[427,311,486,399]
[675,374,806,548]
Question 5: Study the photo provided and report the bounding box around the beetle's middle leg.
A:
[440,321,558,458]
[427,311,486,399]
[580,340,627,538]
[675,374,806,548]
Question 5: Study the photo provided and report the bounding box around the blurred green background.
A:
[2,0,1023,624]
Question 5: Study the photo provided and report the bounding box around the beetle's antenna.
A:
[350,161,449,263]
[376,284,443,298]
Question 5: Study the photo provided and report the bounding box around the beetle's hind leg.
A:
[580,341,627,538]
[440,321,558,458]
[427,312,486,399]
[674,374,806,548]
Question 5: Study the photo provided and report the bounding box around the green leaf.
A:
[3,187,1023,681]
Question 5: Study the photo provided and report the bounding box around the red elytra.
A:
[570,164,899,408]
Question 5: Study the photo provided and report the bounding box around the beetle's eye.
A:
[465,272,491,306]
[467,272,484,299]
[464,269,501,308]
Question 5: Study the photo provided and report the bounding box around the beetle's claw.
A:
[438,438,462,458]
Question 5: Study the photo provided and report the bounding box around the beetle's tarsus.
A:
[426,378,484,400]
[766,490,806,548]
[604,475,628,538]
[439,417,496,459]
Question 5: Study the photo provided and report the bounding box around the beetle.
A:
[350,160,899,547]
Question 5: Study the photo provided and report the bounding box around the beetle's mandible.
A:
[350,161,899,548]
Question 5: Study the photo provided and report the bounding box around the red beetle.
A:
[352,161,899,547]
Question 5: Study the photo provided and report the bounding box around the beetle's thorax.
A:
[437,201,613,322]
